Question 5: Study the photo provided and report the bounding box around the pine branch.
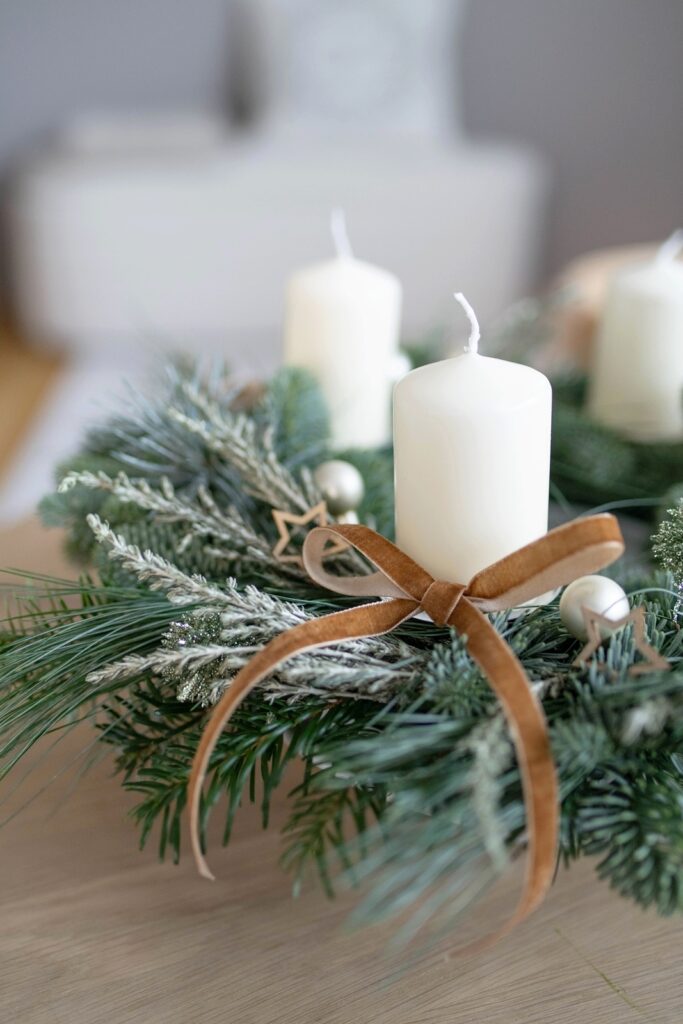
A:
[61,470,299,582]
[257,366,330,469]
[578,765,683,915]
[0,576,178,781]
[40,364,338,558]
[169,383,319,514]
[89,586,428,704]
[86,513,232,606]
[100,681,379,863]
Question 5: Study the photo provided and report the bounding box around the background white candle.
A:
[394,294,552,583]
[283,211,402,449]
[587,231,683,441]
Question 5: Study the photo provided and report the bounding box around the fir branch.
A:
[85,645,233,689]
[550,377,683,516]
[89,586,428,703]
[578,765,683,915]
[100,682,379,863]
[169,383,319,513]
[257,366,330,469]
[0,576,178,780]
[86,513,231,606]
[281,784,385,898]
[40,364,337,558]
[61,470,297,581]
[313,711,514,941]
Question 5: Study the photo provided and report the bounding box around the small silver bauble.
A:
[559,575,630,641]
[313,459,365,516]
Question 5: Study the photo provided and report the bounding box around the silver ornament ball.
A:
[559,575,630,641]
[313,460,365,515]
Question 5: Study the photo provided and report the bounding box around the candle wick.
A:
[330,208,354,260]
[656,229,683,265]
[454,291,481,354]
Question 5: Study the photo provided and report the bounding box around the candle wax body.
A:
[284,257,402,449]
[587,260,683,440]
[394,353,552,583]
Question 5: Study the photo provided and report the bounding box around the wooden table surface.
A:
[0,325,62,476]
[0,518,682,1024]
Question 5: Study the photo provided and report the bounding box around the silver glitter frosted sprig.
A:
[652,502,683,621]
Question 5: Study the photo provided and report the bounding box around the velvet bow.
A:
[188,513,624,948]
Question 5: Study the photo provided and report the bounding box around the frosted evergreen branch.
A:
[62,470,299,577]
[86,514,231,606]
[652,503,683,619]
[86,645,233,687]
[170,384,319,512]
[462,715,513,873]
[87,632,424,702]
[82,557,427,700]
[182,642,426,705]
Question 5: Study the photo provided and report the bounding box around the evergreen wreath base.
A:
[551,378,683,516]
[2,362,683,947]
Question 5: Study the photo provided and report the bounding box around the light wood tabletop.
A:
[0,518,682,1024]
[0,325,62,476]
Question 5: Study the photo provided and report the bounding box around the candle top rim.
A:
[623,256,683,274]
[288,257,401,290]
[395,351,551,409]
[610,258,683,295]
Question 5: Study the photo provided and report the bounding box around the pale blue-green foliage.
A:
[39,363,340,567]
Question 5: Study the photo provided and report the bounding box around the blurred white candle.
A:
[284,211,402,449]
[394,294,552,583]
[588,231,683,440]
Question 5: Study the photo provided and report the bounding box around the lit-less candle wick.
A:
[330,207,354,260]
[656,228,683,265]
[454,291,481,354]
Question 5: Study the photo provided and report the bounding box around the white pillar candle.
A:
[587,231,683,441]
[283,211,402,449]
[394,294,552,583]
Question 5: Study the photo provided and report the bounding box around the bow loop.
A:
[303,523,430,601]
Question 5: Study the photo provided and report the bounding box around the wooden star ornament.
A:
[271,501,347,568]
[574,605,670,676]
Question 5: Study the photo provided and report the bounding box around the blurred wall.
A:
[464,0,683,271]
[0,0,682,279]
[0,0,234,166]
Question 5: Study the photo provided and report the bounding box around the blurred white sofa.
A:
[8,126,550,359]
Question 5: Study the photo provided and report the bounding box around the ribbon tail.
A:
[188,597,417,880]
[451,600,559,953]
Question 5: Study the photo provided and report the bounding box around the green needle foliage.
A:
[578,765,683,915]
[551,377,683,516]
[2,360,683,948]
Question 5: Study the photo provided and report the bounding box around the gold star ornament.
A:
[271,501,347,568]
[574,605,670,676]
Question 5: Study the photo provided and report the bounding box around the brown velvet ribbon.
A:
[188,513,624,947]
